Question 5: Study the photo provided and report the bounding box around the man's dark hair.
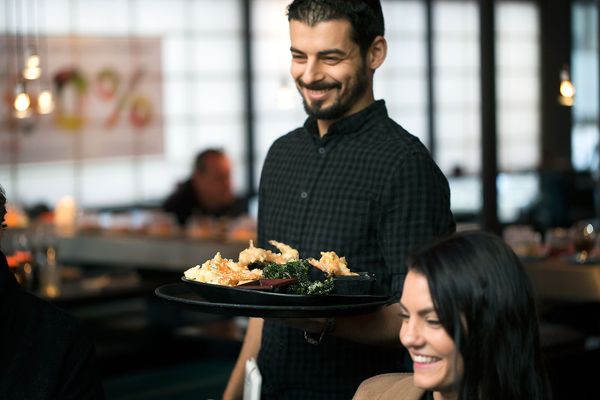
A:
[287,0,384,57]
[193,148,226,174]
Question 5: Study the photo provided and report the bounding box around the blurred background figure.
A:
[162,149,248,227]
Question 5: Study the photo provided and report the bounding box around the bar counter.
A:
[56,232,249,272]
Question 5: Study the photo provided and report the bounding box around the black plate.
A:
[156,283,392,318]
[181,277,384,306]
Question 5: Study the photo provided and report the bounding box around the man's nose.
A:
[301,59,324,85]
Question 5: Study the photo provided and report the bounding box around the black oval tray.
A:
[156,283,392,318]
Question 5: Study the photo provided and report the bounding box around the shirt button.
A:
[300,191,308,199]
[318,147,326,155]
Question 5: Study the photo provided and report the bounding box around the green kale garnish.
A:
[262,260,334,295]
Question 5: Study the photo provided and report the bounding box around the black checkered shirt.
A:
[256,100,455,399]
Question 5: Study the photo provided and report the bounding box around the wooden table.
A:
[523,258,600,302]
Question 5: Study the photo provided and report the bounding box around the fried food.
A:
[184,252,262,286]
[237,240,300,267]
[308,251,358,277]
[268,240,300,264]
[185,241,356,288]
[238,240,276,267]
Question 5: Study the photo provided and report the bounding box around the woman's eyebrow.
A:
[417,307,437,317]
[398,303,436,316]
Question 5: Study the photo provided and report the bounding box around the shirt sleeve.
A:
[56,322,105,400]
[377,146,455,299]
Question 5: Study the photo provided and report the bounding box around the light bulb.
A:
[22,53,42,80]
[37,89,54,114]
[13,82,32,118]
[26,54,40,68]
[558,66,575,106]
[14,91,31,112]
[559,80,575,98]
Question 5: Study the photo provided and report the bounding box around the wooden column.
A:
[479,0,499,233]
[539,0,572,171]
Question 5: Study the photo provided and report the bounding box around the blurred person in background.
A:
[354,231,550,400]
[0,184,104,399]
[162,148,248,227]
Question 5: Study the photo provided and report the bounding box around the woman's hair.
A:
[287,0,384,57]
[407,231,550,400]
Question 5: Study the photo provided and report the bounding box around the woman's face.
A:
[399,270,462,396]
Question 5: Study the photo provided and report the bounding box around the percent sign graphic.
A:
[98,67,153,130]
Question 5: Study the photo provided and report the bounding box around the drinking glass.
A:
[571,219,599,263]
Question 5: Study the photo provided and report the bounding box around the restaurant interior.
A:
[0,0,599,398]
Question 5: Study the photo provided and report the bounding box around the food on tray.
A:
[184,252,263,286]
[308,251,358,277]
[262,260,334,295]
[184,240,358,294]
[238,240,299,267]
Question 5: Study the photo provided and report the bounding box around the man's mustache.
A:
[297,80,341,91]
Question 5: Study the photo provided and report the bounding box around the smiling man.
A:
[223,1,455,399]
[290,18,375,131]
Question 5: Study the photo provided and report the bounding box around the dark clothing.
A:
[257,100,455,399]
[0,250,104,400]
[162,179,248,226]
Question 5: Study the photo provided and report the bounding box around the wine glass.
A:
[571,219,599,264]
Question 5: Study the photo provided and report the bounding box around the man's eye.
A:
[398,313,409,321]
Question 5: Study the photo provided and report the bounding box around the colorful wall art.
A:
[0,35,164,165]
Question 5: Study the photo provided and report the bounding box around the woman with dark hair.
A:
[354,231,550,400]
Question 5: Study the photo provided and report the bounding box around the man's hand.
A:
[268,303,403,347]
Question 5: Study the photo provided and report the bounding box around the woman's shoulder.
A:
[353,373,426,400]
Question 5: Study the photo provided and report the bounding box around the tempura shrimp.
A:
[308,251,357,276]
[268,240,300,263]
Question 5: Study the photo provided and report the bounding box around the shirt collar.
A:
[303,100,388,142]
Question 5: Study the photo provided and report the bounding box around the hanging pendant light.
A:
[13,80,32,119]
[36,0,54,115]
[558,64,575,106]
[22,0,42,81]
[37,88,54,114]
[11,0,32,119]
[22,48,41,80]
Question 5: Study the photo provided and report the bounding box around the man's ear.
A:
[367,36,387,71]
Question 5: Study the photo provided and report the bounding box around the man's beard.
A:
[298,65,369,120]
